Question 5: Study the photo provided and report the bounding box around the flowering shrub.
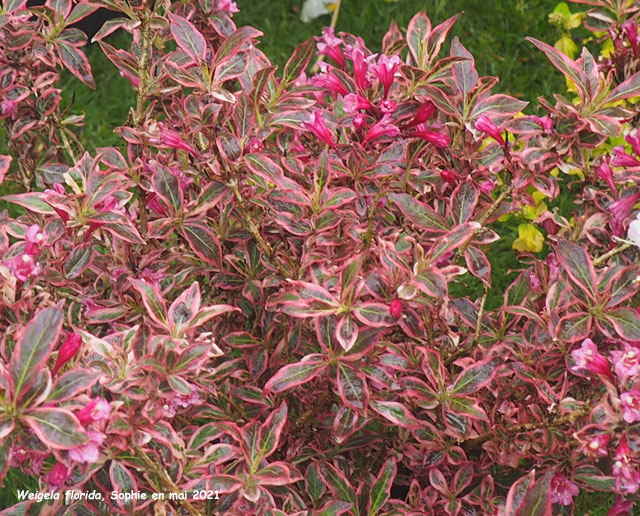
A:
[2,0,640,514]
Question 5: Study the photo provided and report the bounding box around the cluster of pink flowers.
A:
[8,224,47,282]
[66,398,111,465]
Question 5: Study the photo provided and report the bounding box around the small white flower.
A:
[628,212,640,246]
[300,0,332,22]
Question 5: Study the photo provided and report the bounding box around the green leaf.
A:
[168,12,206,63]
[450,357,501,395]
[605,308,640,341]
[370,400,420,429]
[282,38,315,87]
[368,458,396,516]
[389,193,448,232]
[23,408,88,449]
[11,308,63,404]
[263,356,327,393]
[181,222,223,268]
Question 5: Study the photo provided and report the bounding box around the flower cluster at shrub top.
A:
[2,0,640,514]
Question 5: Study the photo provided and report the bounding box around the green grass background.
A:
[1,0,633,513]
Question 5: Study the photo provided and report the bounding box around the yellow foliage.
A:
[513,223,544,253]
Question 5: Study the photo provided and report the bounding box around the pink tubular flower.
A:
[406,101,436,128]
[613,436,640,495]
[247,137,264,153]
[441,169,459,186]
[9,254,41,282]
[350,48,372,91]
[215,0,239,13]
[622,20,639,57]
[620,389,640,423]
[343,93,373,114]
[317,27,345,68]
[608,496,634,516]
[611,146,640,168]
[611,344,640,378]
[530,115,553,133]
[157,125,200,156]
[68,430,105,464]
[302,111,336,148]
[75,398,111,427]
[52,333,83,376]
[578,433,610,458]
[550,475,579,506]
[45,462,71,489]
[353,113,366,130]
[570,338,613,379]
[412,126,450,148]
[24,224,47,256]
[380,99,397,114]
[475,114,505,145]
[372,54,400,98]
[363,115,400,143]
[313,66,349,97]
[626,132,640,157]
[609,192,640,237]
[389,299,403,319]
[1,99,18,119]
[597,157,617,195]
[479,179,496,195]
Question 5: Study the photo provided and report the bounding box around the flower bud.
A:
[52,333,83,376]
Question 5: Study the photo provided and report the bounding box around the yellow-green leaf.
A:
[513,223,544,253]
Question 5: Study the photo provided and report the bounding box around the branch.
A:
[594,239,633,266]
[228,178,290,278]
[132,444,211,516]
[465,403,593,450]
[131,9,154,240]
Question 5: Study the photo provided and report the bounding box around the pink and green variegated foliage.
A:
[3,0,640,514]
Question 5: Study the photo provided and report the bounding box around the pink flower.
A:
[24,225,47,256]
[608,496,634,516]
[353,113,366,130]
[475,114,505,145]
[440,170,459,185]
[1,99,18,119]
[343,93,373,114]
[626,132,640,157]
[406,101,436,128]
[530,115,553,133]
[389,299,403,319]
[550,475,579,506]
[611,343,640,378]
[215,0,239,13]
[620,389,640,423]
[350,48,372,91]
[597,157,617,195]
[363,115,400,143]
[148,123,200,156]
[317,27,345,68]
[578,433,610,458]
[312,66,349,97]
[52,333,83,376]
[119,70,139,88]
[302,111,336,149]
[45,462,70,488]
[247,137,264,153]
[371,54,400,98]
[609,193,640,237]
[380,99,397,114]
[613,436,640,494]
[570,338,613,379]
[622,20,639,57]
[479,180,496,195]
[75,398,111,427]
[68,430,105,464]
[611,146,640,168]
[412,126,450,148]
[9,254,41,282]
